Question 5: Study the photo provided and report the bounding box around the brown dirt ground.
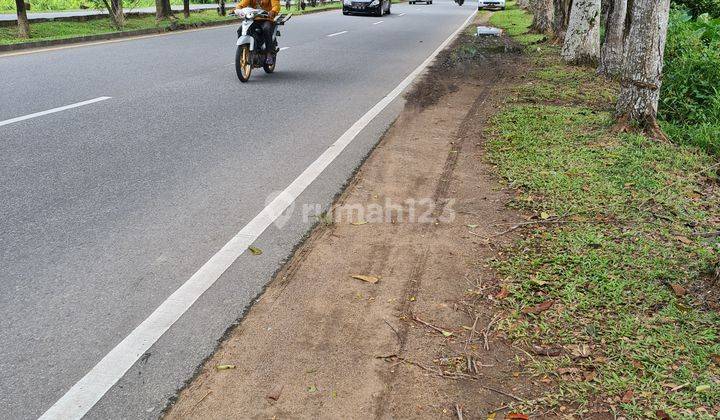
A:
[165,19,544,420]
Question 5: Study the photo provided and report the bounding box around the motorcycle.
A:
[233,7,292,82]
[454,0,464,5]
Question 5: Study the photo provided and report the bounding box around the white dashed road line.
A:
[373,20,384,25]
[327,30,348,37]
[0,97,111,128]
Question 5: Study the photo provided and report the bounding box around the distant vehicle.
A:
[409,0,432,4]
[478,0,505,9]
[343,0,391,15]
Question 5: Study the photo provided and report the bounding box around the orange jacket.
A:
[236,0,281,16]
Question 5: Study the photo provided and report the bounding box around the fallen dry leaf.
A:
[567,343,591,358]
[655,410,671,420]
[675,235,693,245]
[583,370,597,382]
[621,389,634,403]
[350,221,368,226]
[351,275,379,284]
[505,414,529,420]
[521,300,554,315]
[216,364,236,371]
[495,287,509,299]
[670,283,687,297]
[248,246,263,255]
[711,354,720,365]
[266,385,284,401]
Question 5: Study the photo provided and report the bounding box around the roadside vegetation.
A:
[485,2,720,417]
[0,0,191,12]
[0,1,340,45]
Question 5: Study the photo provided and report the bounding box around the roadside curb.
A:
[0,5,341,53]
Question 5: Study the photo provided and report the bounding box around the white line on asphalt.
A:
[327,30,348,37]
[398,12,406,16]
[279,46,290,51]
[373,20,384,25]
[0,97,111,128]
[38,9,477,420]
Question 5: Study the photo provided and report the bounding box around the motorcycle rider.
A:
[234,0,281,65]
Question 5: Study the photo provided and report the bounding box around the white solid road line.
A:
[279,46,290,51]
[399,12,406,16]
[327,30,348,37]
[0,97,111,128]
[38,9,477,420]
[373,20,384,25]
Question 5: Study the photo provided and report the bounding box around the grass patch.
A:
[0,0,189,12]
[488,0,544,45]
[0,2,340,45]
[482,3,720,417]
[0,9,232,44]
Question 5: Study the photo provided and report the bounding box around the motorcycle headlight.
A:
[368,0,378,5]
[343,0,351,4]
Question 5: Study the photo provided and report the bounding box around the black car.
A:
[343,0,391,16]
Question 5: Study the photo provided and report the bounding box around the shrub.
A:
[660,10,720,126]
[672,0,720,18]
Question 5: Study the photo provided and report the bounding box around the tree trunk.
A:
[517,0,530,9]
[552,0,571,42]
[183,0,190,18]
[561,0,601,65]
[14,0,30,38]
[155,0,171,19]
[597,0,626,77]
[109,0,124,28]
[218,0,226,16]
[615,0,671,137]
[531,0,555,34]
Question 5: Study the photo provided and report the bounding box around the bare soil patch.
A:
[165,20,542,420]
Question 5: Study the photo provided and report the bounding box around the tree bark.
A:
[517,0,530,9]
[218,0,226,16]
[183,0,190,18]
[615,0,671,137]
[561,0,601,65]
[14,0,30,38]
[108,0,124,28]
[155,0,171,19]
[597,0,626,77]
[552,0,571,42]
[531,0,555,34]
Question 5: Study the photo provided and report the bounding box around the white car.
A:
[478,0,505,9]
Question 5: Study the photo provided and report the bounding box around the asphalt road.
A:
[0,2,474,418]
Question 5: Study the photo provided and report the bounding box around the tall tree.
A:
[615,0,671,138]
[14,0,30,38]
[561,0,601,65]
[517,0,530,9]
[183,0,190,18]
[155,0,172,19]
[597,0,627,77]
[531,0,555,34]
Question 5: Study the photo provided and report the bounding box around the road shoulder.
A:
[165,15,540,419]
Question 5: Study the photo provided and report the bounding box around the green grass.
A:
[479,1,720,417]
[0,2,340,45]
[488,0,544,45]
[482,25,720,420]
[0,0,190,12]
[0,9,232,44]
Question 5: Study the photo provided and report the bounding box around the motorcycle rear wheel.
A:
[236,45,252,82]
[263,54,276,73]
